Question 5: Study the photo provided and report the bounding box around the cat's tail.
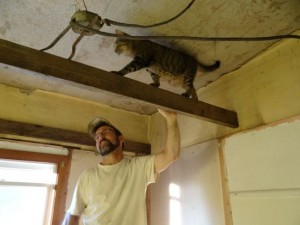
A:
[198,60,220,72]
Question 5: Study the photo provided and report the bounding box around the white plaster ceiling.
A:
[0,0,300,114]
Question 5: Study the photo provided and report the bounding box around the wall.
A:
[151,140,225,225]
[0,83,149,145]
[178,35,300,147]
[222,117,300,225]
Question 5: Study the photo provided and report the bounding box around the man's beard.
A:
[97,138,120,156]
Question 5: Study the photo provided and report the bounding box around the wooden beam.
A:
[0,119,150,155]
[0,39,238,127]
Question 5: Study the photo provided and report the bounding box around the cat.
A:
[111,30,220,100]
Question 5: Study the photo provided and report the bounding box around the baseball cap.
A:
[87,117,122,138]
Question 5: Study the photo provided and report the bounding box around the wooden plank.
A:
[0,119,151,155]
[0,148,68,163]
[0,39,238,127]
[219,142,233,225]
[53,151,72,225]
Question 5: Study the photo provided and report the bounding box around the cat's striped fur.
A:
[111,30,220,100]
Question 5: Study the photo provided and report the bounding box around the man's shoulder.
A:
[79,165,99,179]
[127,155,155,166]
[128,154,154,160]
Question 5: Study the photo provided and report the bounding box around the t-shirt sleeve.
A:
[137,155,157,184]
[68,175,86,216]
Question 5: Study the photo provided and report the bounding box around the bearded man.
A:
[62,109,180,225]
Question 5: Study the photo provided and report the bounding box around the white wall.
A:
[222,117,300,225]
[151,140,225,225]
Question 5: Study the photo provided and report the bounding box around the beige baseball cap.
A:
[87,117,122,138]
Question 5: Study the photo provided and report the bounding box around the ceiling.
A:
[0,0,300,115]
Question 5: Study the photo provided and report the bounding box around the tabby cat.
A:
[111,30,220,100]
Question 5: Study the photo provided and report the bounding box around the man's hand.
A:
[157,108,177,123]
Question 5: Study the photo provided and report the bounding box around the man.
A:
[62,109,180,225]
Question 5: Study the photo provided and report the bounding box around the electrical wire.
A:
[103,0,196,28]
[70,0,299,42]
[70,21,300,41]
[75,0,87,11]
[82,0,87,11]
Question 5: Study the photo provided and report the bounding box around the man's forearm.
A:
[165,117,180,160]
[154,109,181,173]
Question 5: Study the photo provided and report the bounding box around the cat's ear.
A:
[115,29,130,36]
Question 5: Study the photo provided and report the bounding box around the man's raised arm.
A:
[154,108,180,174]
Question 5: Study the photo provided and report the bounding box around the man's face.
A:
[95,126,121,156]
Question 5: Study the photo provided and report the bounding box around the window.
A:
[0,159,57,225]
[0,148,71,225]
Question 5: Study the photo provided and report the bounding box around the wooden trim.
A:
[0,148,72,225]
[218,141,233,225]
[0,148,67,163]
[0,39,238,128]
[0,118,151,155]
[52,150,72,225]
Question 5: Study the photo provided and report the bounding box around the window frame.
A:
[0,148,72,225]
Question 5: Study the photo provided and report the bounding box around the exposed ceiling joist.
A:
[0,39,238,128]
[0,119,150,155]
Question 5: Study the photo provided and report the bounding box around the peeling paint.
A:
[19,88,35,95]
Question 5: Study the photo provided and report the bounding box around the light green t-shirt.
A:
[69,155,157,225]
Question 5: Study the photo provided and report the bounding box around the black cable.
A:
[103,0,195,28]
[70,21,300,41]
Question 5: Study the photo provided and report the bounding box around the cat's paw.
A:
[181,93,198,101]
[181,93,190,98]
[110,71,123,75]
[150,83,160,87]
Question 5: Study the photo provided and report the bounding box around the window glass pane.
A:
[0,159,56,171]
[0,185,48,225]
[0,159,57,184]
[0,159,57,225]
